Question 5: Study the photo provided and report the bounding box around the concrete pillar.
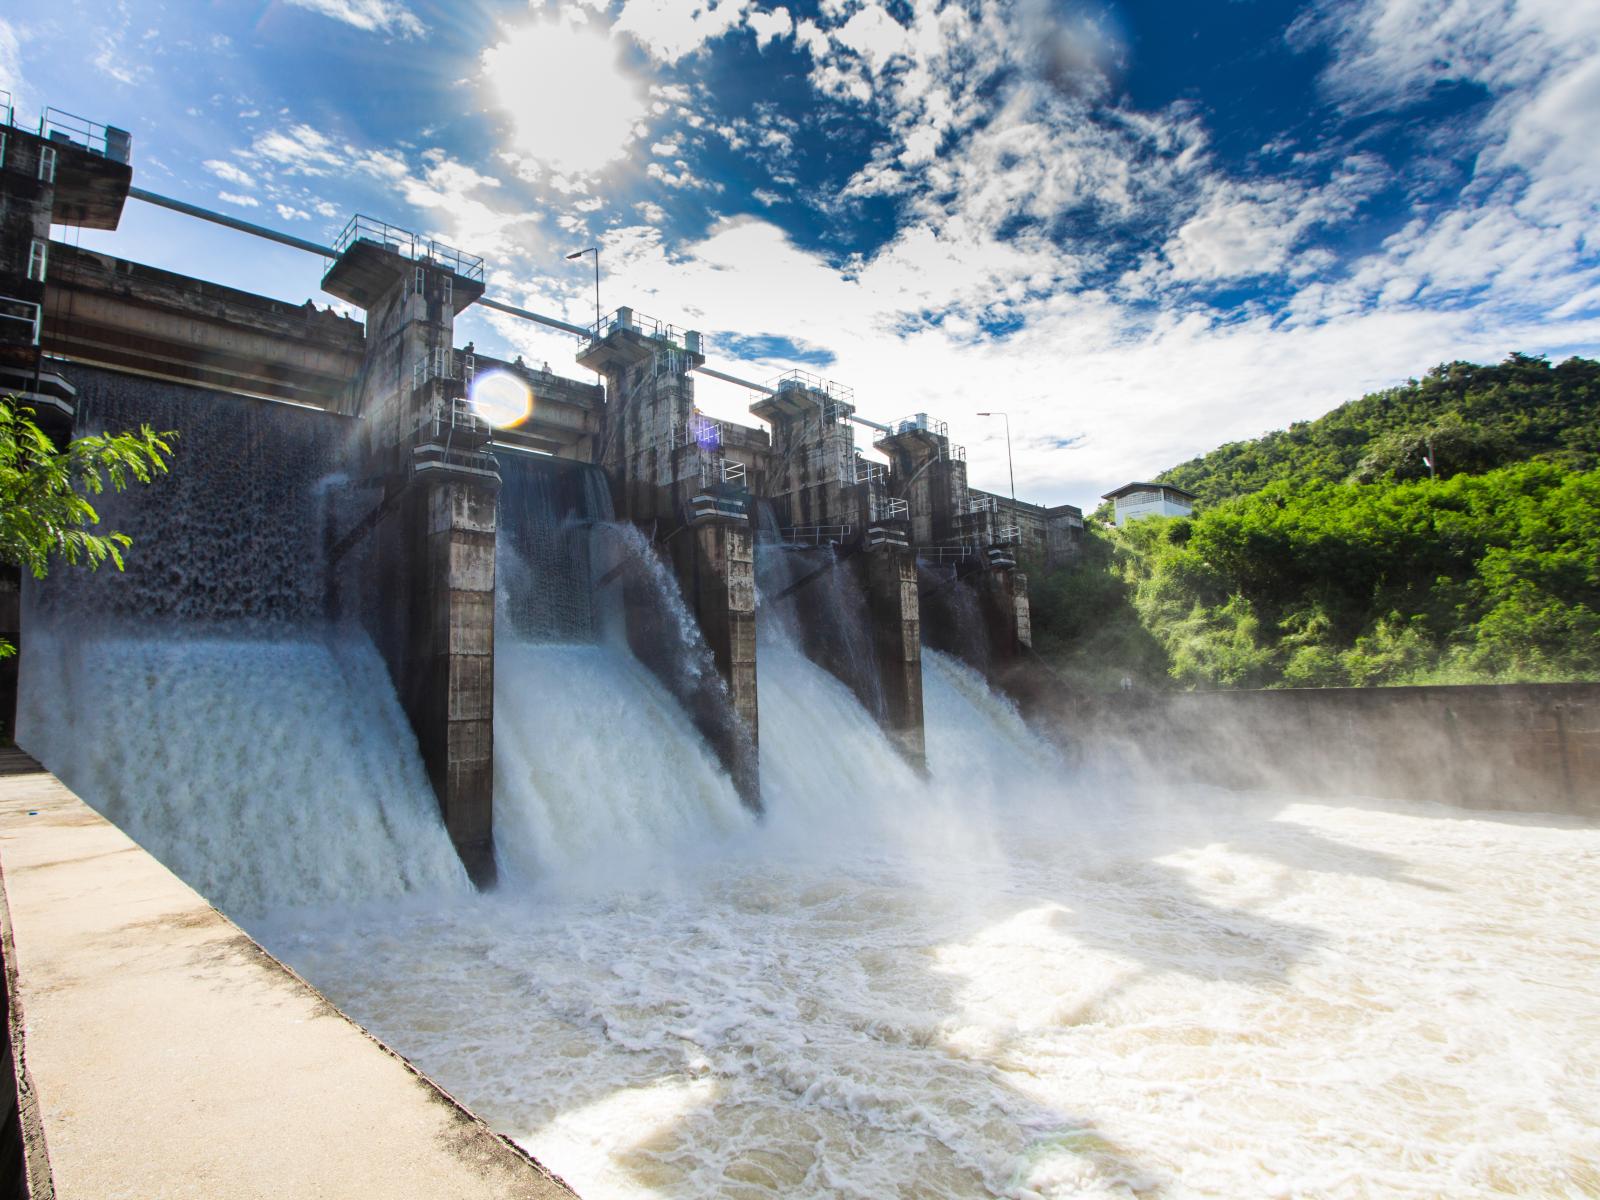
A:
[861,538,925,769]
[973,563,1034,698]
[668,503,760,809]
[320,221,498,885]
[416,476,498,884]
[580,323,763,809]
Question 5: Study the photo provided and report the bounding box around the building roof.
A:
[1101,481,1198,502]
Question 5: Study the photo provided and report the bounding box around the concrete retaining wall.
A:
[0,749,576,1199]
[1069,682,1600,816]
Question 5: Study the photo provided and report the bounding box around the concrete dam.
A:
[4,105,1599,1200]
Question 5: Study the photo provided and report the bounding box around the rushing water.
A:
[16,371,468,916]
[21,375,1598,1196]
[256,647,1600,1200]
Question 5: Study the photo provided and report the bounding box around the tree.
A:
[0,396,175,658]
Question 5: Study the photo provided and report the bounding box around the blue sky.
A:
[3,0,1597,507]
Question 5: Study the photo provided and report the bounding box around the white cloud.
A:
[747,6,793,48]
[481,19,648,176]
[217,192,259,207]
[275,204,311,221]
[281,0,425,39]
[615,0,750,65]
[0,19,25,111]
[204,159,255,189]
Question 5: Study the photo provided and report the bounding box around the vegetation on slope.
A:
[1030,355,1600,690]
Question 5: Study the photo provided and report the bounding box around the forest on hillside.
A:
[1029,354,1600,691]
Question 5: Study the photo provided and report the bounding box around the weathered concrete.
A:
[0,749,576,1198]
[858,543,925,769]
[328,232,501,884]
[580,321,763,806]
[41,245,364,407]
[1063,682,1600,816]
[668,511,761,808]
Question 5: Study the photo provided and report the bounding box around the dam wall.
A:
[1066,682,1600,817]
[2,94,1079,877]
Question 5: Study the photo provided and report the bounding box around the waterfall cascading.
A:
[917,562,992,674]
[490,452,751,882]
[16,369,469,917]
[755,538,886,722]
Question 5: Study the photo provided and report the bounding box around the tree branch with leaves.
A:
[0,396,176,658]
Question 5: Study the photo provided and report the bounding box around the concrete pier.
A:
[321,220,500,884]
[580,316,763,808]
[859,539,926,768]
[0,750,576,1198]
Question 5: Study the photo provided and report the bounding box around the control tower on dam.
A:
[0,96,1081,884]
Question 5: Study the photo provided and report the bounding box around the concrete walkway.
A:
[0,749,576,1199]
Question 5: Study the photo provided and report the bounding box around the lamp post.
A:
[566,246,600,334]
[976,411,1015,507]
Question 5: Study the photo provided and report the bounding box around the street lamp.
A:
[566,246,600,334]
[975,411,1015,506]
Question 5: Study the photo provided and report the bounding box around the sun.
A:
[481,18,648,177]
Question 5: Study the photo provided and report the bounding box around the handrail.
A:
[782,524,853,546]
[37,106,131,163]
[772,368,854,405]
[874,413,949,443]
[333,214,484,283]
[591,307,703,354]
[916,545,977,565]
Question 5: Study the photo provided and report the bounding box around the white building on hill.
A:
[1102,481,1197,526]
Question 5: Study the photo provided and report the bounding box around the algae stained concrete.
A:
[0,750,575,1199]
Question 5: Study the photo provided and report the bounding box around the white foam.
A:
[17,626,470,917]
[492,640,753,887]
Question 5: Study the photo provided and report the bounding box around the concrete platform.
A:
[0,749,576,1199]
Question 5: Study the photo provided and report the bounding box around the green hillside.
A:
[1031,353,1600,691]
[1156,353,1600,505]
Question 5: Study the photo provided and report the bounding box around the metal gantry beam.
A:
[125,187,891,431]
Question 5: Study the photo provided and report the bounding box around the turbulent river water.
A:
[19,384,1597,1196]
[254,646,1600,1200]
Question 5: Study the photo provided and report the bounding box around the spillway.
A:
[17,376,1597,1199]
[252,631,1600,1200]
[15,372,468,917]
[490,453,753,885]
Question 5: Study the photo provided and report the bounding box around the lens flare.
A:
[470,370,533,428]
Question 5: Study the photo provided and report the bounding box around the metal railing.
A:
[916,545,977,565]
[710,458,746,486]
[333,214,485,282]
[876,413,949,441]
[855,460,886,485]
[870,496,908,524]
[415,396,488,442]
[37,106,132,163]
[0,296,42,347]
[591,307,703,354]
[995,525,1021,544]
[782,524,853,546]
[968,495,997,514]
[670,413,727,451]
[771,368,854,406]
